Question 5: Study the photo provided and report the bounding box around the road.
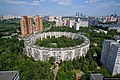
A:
[44,25,52,32]
[53,63,59,80]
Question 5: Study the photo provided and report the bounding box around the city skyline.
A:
[0,0,120,16]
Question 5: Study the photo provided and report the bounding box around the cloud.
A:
[85,1,120,8]
[98,3,109,8]
[58,0,71,5]
[4,0,41,6]
[52,0,72,5]
[40,0,46,1]
[4,0,73,6]
[109,2,115,4]
[85,0,99,3]
[114,3,120,6]
[5,0,27,5]
[29,1,40,6]
[100,2,120,7]
[93,2,120,8]
[72,5,85,8]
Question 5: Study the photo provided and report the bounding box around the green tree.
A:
[82,65,89,73]
[49,56,55,64]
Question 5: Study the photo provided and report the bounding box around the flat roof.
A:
[104,39,117,43]
[0,71,19,80]
[24,32,90,51]
[91,73,104,80]
[114,35,120,40]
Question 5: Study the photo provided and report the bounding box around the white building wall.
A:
[24,32,90,62]
[75,22,80,30]
[100,40,117,66]
[101,39,120,76]
[79,21,88,27]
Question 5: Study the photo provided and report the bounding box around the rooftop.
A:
[0,71,19,80]
[91,73,104,80]
[114,35,120,40]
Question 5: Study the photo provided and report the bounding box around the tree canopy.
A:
[35,36,82,48]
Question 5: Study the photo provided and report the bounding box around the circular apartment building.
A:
[24,32,90,62]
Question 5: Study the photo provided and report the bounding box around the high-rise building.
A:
[20,16,29,36]
[117,16,120,25]
[63,18,70,27]
[49,16,54,22]
[0,16,3,21]
[79,20,88,27]
[63,18,67,26]
[88,18,99,26]
[35,15,43,32]
[74,22,80,30]
[20,15,43,36]
[100,38,120,75]
[56,16,62,27]
[28,17,33,34]
[69,19,75,28]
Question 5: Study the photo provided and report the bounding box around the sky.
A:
[0,0,120,16]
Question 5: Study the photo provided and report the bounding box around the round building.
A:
[24,32,90,62]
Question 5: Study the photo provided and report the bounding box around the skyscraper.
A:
[69,19,75,28]
[56,16,62,27]
[20,15,43,36]
[49,16,54,22]
[100,39,120,75]
[117,16,120,25]
[35,15,43,32]
[28,17,33,34]
[20,16,29,36]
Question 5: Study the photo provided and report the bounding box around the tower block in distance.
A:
[35,15,43,32]
[20,15,43,37]
[20,16,29,36]
[28,17,33,34]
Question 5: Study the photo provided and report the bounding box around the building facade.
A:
[35,15,43,32]
[56,16,63,27]
[28,17,33,34]
[69,19,75,28]
[49,16,55,22]
[74,22,80,30]
[20,15,43,37]
[24,32,90,62]
[20,16,29,36]
[100,39,120,75]
[79,20,88,27]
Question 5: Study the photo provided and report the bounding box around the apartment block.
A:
[100,38,120,75]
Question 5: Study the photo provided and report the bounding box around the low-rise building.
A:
[93,29,107,34]
[109,27,120,33]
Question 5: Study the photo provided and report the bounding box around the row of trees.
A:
[35,36,81,48]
